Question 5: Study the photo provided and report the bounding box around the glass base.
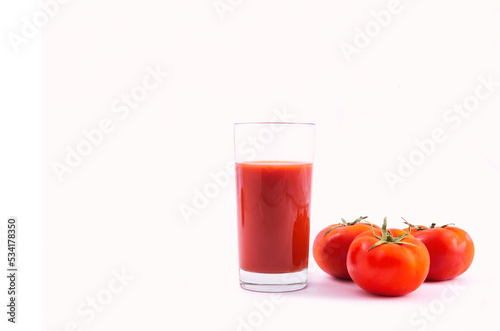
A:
[239,268,308,292]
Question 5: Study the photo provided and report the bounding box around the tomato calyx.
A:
[368,217,416,251]
[323,216,368,236]
[401,218,427,231]
[402,218,455,231]
[429,222,455,229]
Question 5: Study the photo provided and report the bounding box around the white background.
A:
[2,0,500,330]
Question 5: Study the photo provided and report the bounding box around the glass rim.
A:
[234,122,316,126]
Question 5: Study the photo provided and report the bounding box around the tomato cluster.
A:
[313,217,475,296]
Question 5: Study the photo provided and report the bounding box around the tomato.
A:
[407,222,474,281]
[313,216,374,280]
[347,218,430,296]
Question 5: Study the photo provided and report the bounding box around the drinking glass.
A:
[234,122,315,292]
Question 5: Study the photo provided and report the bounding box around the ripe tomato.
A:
[313,216,373,280]
[347,218,430,296]
[406,222,474,281]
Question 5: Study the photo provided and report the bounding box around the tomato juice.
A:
[236,161,313,274]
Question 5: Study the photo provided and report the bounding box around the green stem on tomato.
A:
[401,217,427,231]
[323,216,368,236]
[368,217,417,251]
[430,222,455,229]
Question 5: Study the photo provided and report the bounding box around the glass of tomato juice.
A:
[234,122,315,292]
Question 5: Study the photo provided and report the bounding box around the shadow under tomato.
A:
[291,272,411,301]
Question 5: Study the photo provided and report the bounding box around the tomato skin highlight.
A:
[313,222,373,280]
[347,228,430,296]
[411,226,474,281]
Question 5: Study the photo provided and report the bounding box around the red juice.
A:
[236,161,313,274]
